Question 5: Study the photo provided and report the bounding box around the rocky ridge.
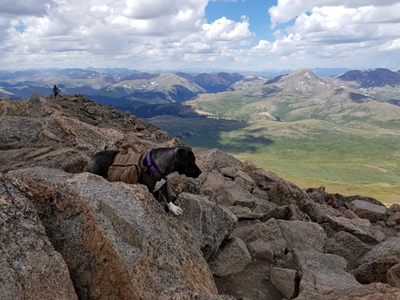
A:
[1,94,400,300]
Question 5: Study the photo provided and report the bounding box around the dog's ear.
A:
[176,148,188,165]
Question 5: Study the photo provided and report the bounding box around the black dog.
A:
[84,146,202,215]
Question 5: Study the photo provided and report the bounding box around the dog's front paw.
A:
[167,202,183,216]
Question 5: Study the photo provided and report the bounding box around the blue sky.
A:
[206,0,274,42]
[1,0,400,71]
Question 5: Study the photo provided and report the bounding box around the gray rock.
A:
[0,176,78,300]
[0,147,89,175]
[387,263,400,288]
[389,203,400,212]
[227,206,263,220]
[386,212,400,227]
[236,170,255,183]
[352,256,400,284]
[297,251,361,294]
[319,215,380,243]
[7,167,218,299]
[160,287,237,300]
[230,220,261,241]
[357,235,400,266]
[287,204,312,222]
[335,194,386,209]
[270,268,299,299]
[294,189,322,222]
[373,228,386,243]
[234,170,255,193]
[341,209,360,219]
[386,220,398,227]
[348,200,388,222]
[277,220,327,253]
[220,167,238,178]
[193,148,244,173]
[305,186,326,204]
[324,231,372,261]
[244,165,283,191]
[251,186,269,201]
[209,237,252,277]
[314,202,342,217]
[261,203,311,222]
[201,171,226,197]
[295,283,400,300]
[267,180,297,206]
[234,177,253,193]
[168,175,204,197]
[175,193,238,259]
[261,205,292,222]
[247,240,274,262]
[245,218,287,259]
[216,181,257,208]
[0,94,174,174]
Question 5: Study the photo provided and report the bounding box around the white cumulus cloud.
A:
[2,0,400,70]
[249,0,400,69]
[0,0,255,69]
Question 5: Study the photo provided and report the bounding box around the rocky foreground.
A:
[1,94,400,300]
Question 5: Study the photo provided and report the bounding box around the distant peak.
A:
[289,68,316,76]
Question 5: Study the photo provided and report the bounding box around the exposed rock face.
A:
[390,203,400,212]
[245,219,288,261]
[295,283,400,300]
[0,94,175,174]
[297,251,361,294]
[215,181,257,208]
[387,264,400,288]
[160,287,237,300]
[244,161,282,191]
[386,212,400,227]
[209,237,252,277]
[352,257,400,284]
[319,215,380,243]
[174,192,237,260]
[357,236,400,266]
[0,175,78,300]
[348,200,388,222]
[267,180,300,206]
[277,220,327,253]
[324,231,372,261]
[6,168,217,299]
[270,267,299,299]
[193,148,244,173]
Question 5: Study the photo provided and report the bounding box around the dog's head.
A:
[174,147,202,178]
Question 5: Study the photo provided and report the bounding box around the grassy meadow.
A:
[147,116,400,207]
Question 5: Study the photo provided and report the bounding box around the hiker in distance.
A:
[53,85,61,99]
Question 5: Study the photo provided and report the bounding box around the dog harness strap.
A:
[146,149,166,181]
[146,149,160,175]
[134,164,140,179]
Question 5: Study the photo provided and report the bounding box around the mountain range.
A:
[1,67,400,109]
[0,68,245,104]
[123,68,400,124]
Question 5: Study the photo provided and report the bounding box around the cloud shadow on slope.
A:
[127,102,275,154]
